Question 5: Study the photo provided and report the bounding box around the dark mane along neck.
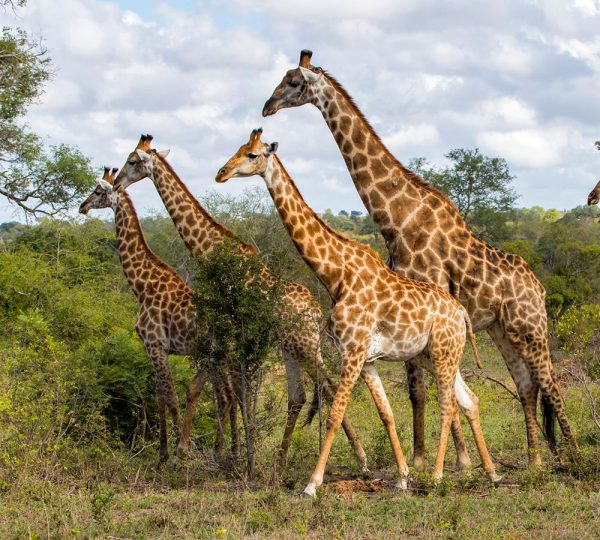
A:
[322,71,453,201]
[152,151,257,255]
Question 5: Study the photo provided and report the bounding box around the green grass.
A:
[2,338,599,539]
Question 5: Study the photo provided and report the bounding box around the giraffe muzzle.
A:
[79,202,89,215]
[588,191,599,206]
[262,98,278,117]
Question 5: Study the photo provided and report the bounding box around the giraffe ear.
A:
[136,149,151,162]
[268,142,279,154]
[299,66,321,84]
[98,180,113,192]
[158,149,170,159]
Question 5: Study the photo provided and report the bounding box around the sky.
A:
[2,0,600,222]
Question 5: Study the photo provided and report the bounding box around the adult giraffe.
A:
[263,49,577,468]
[216,129,500,496]
[113,134,367,471]
[79,168,240,462]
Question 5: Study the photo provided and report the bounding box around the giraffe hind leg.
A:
[487,323,541,468]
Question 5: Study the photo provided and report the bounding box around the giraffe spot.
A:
[340,115,352,133]
[352,152,368,170]
[367,138,382,156]
[352,124,367,149]
[342,141,353,154]
[371,158,388,179]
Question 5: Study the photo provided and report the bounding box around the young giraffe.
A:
[112,134,368,471]
[79,168,239,462]
[216,129,500,496]
[263,50,577,468]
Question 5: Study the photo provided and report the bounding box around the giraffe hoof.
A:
[394,477,409,491]
[456,456,472,471]
[489,472,503,485]
[301,484,317,498]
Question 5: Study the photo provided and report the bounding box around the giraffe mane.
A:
[150,149,258,255]
[322,70,463,215]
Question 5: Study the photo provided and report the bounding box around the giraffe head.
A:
[215,128,278,183]
[113,134,170,190]
[79,167,119,214]
[262,49,324,117]
[587,179,600,205]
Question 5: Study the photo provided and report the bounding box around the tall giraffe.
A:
[80,168,241,461]
[112,134,368,471]
[216,129,500,496]
[263,50,577,468]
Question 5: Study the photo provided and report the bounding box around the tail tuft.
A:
[541,394,557,452]
[304,381,322,427]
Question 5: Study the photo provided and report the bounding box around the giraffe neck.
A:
[114,190,171,298]
[151,154,256,258]
[312,73,447,248]
[262,155,353,299]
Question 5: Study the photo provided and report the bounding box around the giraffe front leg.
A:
[312,358,368,473]
[361,363,409,490]
[302,349,364,497]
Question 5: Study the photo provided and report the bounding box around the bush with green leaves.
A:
[193,242,286,478]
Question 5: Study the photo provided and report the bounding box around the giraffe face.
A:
[113,148,155,191]
[263,66,323,117]
[588,179,600,205]
[79,167,119,214]
[215,129,278,183]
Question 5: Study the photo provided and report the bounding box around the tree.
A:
[410,149,518,244]
[0,1,95,217]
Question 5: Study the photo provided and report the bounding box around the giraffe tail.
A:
[463,310,483,369]
[304,380,323,427]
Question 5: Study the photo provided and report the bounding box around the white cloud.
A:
[2,0,600,222]
[477,127,568,168]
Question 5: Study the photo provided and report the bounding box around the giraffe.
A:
[112,134,368,472]
[587,180,600,205]
[263,49,577,468]
[215,128,501,496]
[79,167,239,462]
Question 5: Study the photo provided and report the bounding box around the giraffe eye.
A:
[248,153,258,160]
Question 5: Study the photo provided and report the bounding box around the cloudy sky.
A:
[3,0,600,221]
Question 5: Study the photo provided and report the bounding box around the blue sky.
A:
[3,0,600,221]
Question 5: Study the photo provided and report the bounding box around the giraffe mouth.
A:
[588,192,599,206]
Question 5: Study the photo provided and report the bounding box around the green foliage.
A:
[193,242,286,477]
[0,9,96,216]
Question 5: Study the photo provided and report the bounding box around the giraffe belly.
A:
[367,330,428,362]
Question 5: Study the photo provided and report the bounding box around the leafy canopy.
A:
[0,1,95,217]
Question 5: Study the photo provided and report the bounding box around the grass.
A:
[1,337,599,539]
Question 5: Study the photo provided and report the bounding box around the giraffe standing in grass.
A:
[216,129,501,496]
[263,50,577,468]
[113,135,368,471]
[80,168,241,461]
